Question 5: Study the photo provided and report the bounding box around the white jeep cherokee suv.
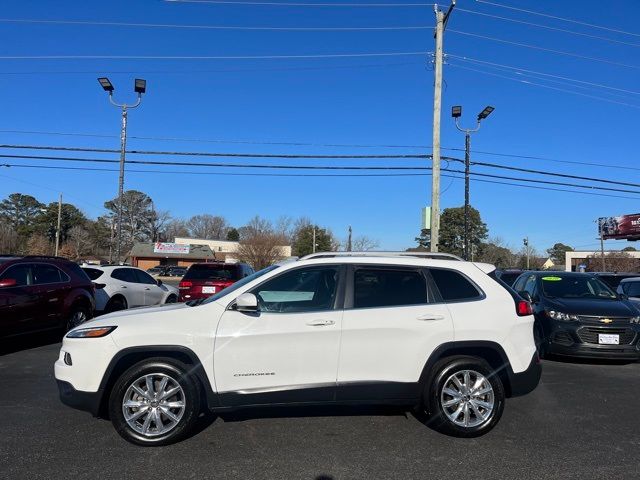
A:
[55,253,540,446]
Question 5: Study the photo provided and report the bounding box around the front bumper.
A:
[543,320,640,360]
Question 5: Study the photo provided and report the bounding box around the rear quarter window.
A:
[82,268,104,280]
[429,268,483,302]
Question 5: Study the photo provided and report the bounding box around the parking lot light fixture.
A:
[453,104,495,260]
[97,77,146,264]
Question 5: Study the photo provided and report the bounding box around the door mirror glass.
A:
[236,292,258,312]
[519,291,533,302]
[0,278,17,288]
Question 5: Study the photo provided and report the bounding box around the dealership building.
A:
[127,238,293,270]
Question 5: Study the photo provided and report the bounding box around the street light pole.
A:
[452,105,494,260]
[98,77,146,265]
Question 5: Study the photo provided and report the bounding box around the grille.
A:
[577,327,636,345]
[551,331,574,346]
[577,316,633,325]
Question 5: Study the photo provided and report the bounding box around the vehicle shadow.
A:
[543,355,637,366]
[217,404,410,423]
[0,330,63,356]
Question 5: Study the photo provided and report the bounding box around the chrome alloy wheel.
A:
[440,369,495,428]
[122,373,186,437]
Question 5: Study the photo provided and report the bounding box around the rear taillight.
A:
[517,300,533,316]
[178,281,192,290]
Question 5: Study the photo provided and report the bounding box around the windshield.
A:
[198,265,280,306]
[541,275,617,299]
[184,265,238,281]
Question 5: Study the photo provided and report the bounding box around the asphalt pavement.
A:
[1,336,639,480]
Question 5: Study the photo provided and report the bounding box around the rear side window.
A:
[184,264,239,281]
[354,268,429,309]
[33,264,69,284]
[429,268,482,302]
[82,268,103,280]
[0,264,33,286]
[111,268,137,283]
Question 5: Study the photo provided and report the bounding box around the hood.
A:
[545,297,638,317]
[82,302,190,327]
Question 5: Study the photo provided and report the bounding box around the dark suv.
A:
[0,256,95,338]
[513,271,640,360]
[178,262,254,302]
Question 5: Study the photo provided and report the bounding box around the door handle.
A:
[120,285,127,289]
[306,320,336,327]
[144,288,151,291]
[417,314,445,321]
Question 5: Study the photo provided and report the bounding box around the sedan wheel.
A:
[66,305,89,331]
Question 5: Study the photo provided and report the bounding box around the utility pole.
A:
[54,193,62,256]
[599,219,606,271]
[451,105,495,260]
[430,1,456,253]
[312,226,317,254]
[524,237,530,269]
[97,77,147,265]
[347,226,352,252]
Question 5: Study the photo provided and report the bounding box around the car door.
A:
[336,265,454,401]
[214,265,345,406]
[111,268,145,308]
[0,264,39,337]
[133,269,165,305]
[32,263,70,328]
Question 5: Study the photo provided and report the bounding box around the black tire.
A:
[108,358,202,446]
[423,356,505,438]
[65,302,92,332]
[165,295,177,304]
[105,296,127,313]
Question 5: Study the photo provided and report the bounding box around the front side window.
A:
[0,264,33,287]
[33,264,68,284]
[523,275,537,296]
[251,266,340,313]
[134,269,157,285]
[623,281,640,297]
[429,268,482,302]
[354,268,429,309]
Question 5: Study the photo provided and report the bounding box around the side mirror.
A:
[519,291,533,303]
[157,279,163,286]
[618,292,628,300]
[0,278,17,288]
[235,292,258,312]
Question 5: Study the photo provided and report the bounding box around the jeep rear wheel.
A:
[108,359,201,446]
[424,356,505,438]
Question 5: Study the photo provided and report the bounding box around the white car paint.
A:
[82,265,178,312]
[58,257,536,401]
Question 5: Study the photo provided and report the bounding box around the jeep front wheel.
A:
[424,356,505,438]
[108,359,201,446]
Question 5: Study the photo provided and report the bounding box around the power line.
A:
[447,29,640,70]
[455,7,640,48]
[447,54,640,97]
[2,162,639,200]
[0,17,432,31]
[2,151,640,195]
[164,0,435,6]
[0,51,428,60]
[475,0,640,39]
[448,62,640,110]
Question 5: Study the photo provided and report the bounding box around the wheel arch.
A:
[419,341,517,398]
[94,345,218,418]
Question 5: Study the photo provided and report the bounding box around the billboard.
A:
[153,242,190,255]
[598,214,640,240]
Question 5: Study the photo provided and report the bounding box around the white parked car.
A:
[81,265,179,313]
[57,253,540,446]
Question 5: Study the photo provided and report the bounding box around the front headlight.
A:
[547,310,579,322]
[66,326,117,338]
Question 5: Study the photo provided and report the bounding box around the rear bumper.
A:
[56,380,102,416]
[508,352,542,397]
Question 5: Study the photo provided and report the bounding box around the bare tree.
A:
[352,235,380,251]
[68,226,91,259]
[150,209,172,242]
[187,214,229,240]
[585,251,639,273]
[27,234,51,255]
[164,219,190,241]
[0,224,19,254]
[236,216,288,270]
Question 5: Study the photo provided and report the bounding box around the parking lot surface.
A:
[1,338,639,480]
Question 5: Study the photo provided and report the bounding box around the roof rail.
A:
[301,251,463,261]
[22,255,70,261]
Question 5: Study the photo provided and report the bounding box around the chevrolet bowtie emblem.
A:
[600,318,613,324]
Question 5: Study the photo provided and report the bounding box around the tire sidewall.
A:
[108,359,201,446]
[425,357,505,438]
[105,296,127,313]
[66,303,91,331]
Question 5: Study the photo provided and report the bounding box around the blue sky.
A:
[1,0,639,254]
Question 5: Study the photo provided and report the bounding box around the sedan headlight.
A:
[66,326,117,338]
[547,310,579,322]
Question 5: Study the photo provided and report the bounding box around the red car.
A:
[178,262,254,302]
[0,255,96,338]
